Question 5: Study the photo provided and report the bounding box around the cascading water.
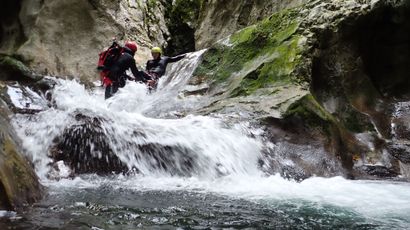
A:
[4,50,410,229]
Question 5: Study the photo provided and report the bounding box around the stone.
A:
[0,55,42,82]
[0,99,42,210]
[356,165,399,178]
[50,113,128,175]
[49,113,196,176]
[386,141,410,164]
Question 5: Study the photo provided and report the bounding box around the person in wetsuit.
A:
[145,47,186,81]
[105,41,152,99]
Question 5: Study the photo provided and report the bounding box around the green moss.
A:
[0,55,31,77]
[230,9,299,46]
[147,0,157,8]
[230,26,256,44]
[284,94,336,128]
[164,0,202,54]
[0,54,41,82]
[193,8,303,95]
[343,110,374,133]
[171,0,201,24]
[232,36,302,96]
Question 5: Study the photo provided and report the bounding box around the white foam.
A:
[0,210,17,218]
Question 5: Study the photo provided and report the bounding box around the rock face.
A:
[195,0,308,49]
[0,98,42,210]
[162,0,202,55]
[191,0,410,179]
[0,0,171,80]
[1,0,305,80]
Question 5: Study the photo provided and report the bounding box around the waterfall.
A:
[8,50,410,228]
[12,50,263,180]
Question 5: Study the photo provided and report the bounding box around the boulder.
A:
[0,99,42,210]
[49,113,196,176]
[50,113,128,175]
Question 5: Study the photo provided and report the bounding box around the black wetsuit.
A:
[105,48,151,99]
[145,54,186,79]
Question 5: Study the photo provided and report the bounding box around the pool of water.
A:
[1,175,410,229]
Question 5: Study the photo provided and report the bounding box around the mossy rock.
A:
[0,137,42,210]
[0,55,41,82]
[0,109,42,210]
[193,8,302,88]
[284,94,335,129]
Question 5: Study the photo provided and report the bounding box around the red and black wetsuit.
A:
[145,54,186,79]
[105,48,151,99]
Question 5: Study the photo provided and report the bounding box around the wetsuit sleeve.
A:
[130,59,150,82]
[145,61,150,71]
[167,54,186,63]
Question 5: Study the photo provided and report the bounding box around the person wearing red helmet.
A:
[105,41,152,99]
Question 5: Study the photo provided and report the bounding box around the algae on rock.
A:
[0,55,41,82]
[193,8,308,118]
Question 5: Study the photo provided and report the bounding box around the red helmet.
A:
[125,41,138,54]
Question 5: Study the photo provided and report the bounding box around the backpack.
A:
[97,41,124,71]
[97,41,124,86]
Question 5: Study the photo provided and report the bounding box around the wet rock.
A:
[29,77,57,94]
[258,116,348,180]
[356,165,399,178]
[162,0,202,55]
[50,113,196,176]
[181,87,209,97]
[0,82,49,114]
[0,55,42,82]
[50,114,128,175]
[386,142,410,164]
[195,0,307,49]
[392,101,410,140]
[0,99,42,210]
[134,143,196,176]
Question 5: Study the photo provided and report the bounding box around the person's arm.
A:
[145,60,150,71]
[130,59,151,82]
[167,54,186,63]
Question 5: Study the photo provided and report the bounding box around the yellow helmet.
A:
[151,47,162,54]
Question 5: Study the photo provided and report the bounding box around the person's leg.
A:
[105,85,113,99]
[112,82,119,94]
[104,82,119,99]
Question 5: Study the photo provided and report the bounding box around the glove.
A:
[147,80,156,87]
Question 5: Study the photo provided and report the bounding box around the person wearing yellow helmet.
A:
[151,47,162,55]
[145,46,186,80]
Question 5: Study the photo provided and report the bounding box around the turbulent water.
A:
[2,50,410,229]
